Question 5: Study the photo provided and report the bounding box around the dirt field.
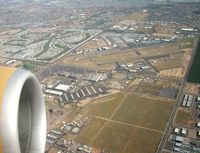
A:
[155,78,180,88]
[77,38,107,51]
[112,94,175,131]
[87,92,126,118]
[184,83,200,94]
[123,127,162,153]
[159,68,184,78]
[138,43,179,56]
[153,25,175,37]
[125,12,149,22]
[137,83,162,96]
[57,55,115,70]
[91,50,139,64]
[181,37,196,49]
[151,58,182,71]
[77,117,106,144]
[76,93,174,153]
[174,109,195,128]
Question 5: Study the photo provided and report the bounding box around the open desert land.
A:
[149,52,182,69]
[76,38,107,51]
[124,12,149,22]
[138,43,180,56]
[181,37,196,49]
[184,83,200,94]
[136,78,180,97]
[57,54,116,71]
[174,108,195,128]
[91,50,139,64]
[153,25,176,37]
[136,83,162,96]
[76,92,175,153]
[57,48,140,70]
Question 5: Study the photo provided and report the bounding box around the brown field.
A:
[87,92,126,119]
[77,117,106,144]
[129,78,143,87]
[138,43,179,56]
[155,78,180,88]
[174,109,195,128]
[159,68,184,78]
[158,51,191,78]
[181,37,196,49]
[91,50,139,64]
[94,121,162,153]
[153,26,176,37]
[184,83,200,94]
[123,127,162,153]
[151,58,182,71]
[137,83,162,96]
[57,55,115,70]
[57,48,140,70]
[112,94,175,131]
[78,38,107,50]
[149,53,184,71]
[76,93,174,153]
[125,12,149,21]
[93,121,133,153]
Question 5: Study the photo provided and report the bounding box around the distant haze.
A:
[154,0,200,2]
[0,0,200,7]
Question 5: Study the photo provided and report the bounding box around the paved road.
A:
[184,34,200,81]
[156,34,200,153]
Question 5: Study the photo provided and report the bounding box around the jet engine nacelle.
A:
[0,66,46,153]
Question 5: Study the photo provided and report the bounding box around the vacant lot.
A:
[78,120,163,153]
[91,50,139,64]
[77,117,106,144]
[174,109,194,128]
[94,121,133,153]
[138,43,179,56]
[78,38,107,50]
[57,55,115,70]
[149,53,183,71]
[123,127,162,153]
[125,12,149,21]
[181,37,196,49]
[87,92,126,119]
[112,95,174,131]
[76,93,174,153]
[151,58,182,71]
[137,83,162,96]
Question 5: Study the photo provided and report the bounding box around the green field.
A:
[112,95,174,131]
[76,93,174,153]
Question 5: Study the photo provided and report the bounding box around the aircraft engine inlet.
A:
[0,66,46,153]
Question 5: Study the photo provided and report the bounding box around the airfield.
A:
[73,92,174,153]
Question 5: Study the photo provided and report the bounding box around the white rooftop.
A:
[181,128,187,135]
[45,89,63,96]
[55,84,71,91]
[174,128,180,133]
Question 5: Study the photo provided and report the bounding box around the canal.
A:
[187,36,200,83]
